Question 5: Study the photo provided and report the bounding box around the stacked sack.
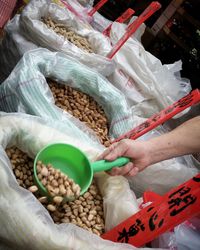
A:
[0,0,114,82]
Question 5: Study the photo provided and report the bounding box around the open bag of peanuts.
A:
[19,0,114,75]
[0,112,149,250]
[0,48,134,140]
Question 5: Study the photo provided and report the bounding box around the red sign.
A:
[113,89,200,143]
[103,8,135,36]
[107,2,161,59]
[102,174,200,247]
[88,0,109,17]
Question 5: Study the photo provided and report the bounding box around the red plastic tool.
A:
[103,8,135,37]
[113,89,200,143]
[60,0,81,19]
[102,174,200,247]
[88,0,109,17]
[107,2,161,59]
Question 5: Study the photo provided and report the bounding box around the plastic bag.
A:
[95,173,140,231]
[0,111,148,250]
[20,0,113,74]
[108,22,192,118]
[152,217,200,250]
[0,48,134,139]
[0,0,114,82]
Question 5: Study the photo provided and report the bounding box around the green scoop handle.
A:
[91,157,130,173]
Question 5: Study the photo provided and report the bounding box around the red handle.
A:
[107,2,161,59]
[103,8,135,37]
[60,0,82,19]
[88,0,109,17]
[113,89,200,143]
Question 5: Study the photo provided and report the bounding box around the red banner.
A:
[113,89,200,143]
[103,8,135,36]
[107,2,161,59]
[102,174,200,247]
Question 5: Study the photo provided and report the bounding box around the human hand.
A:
[98,139,151,176]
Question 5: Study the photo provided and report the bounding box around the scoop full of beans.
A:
[36,161,81,199]
[48,79,111,147]
[6,147,105,235]
[42,16,94,53]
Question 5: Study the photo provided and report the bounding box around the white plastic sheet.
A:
[108,22,192,118]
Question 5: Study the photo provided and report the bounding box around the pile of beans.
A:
[42,17,94,53]
[36,161,81,198]
[48,79,111,147]
[6,147,105,235]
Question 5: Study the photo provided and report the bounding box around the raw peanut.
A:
[28,185,38,193]
[73,209,78,217]
[82,217,87,223]
[47,204,56,212]
[61,218,70,223]
[88,214,94,221]
[90,220,96,226]
[90,210,97,216]
[53,196,63,204]
[59,185,66,195]
[51,179,58,187]
[80,212,87,217]
[74,200,82,205]
[38,196,48,204]
[37,173,42,180]
[78,205,83,213]
[83,192,90,199]
[84,207,89,213]
[41,178,47,186]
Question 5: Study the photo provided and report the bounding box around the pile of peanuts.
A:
[42,17,94,53]
[6,147,105,235]
[36,161,81,198]
[48,79,111,147]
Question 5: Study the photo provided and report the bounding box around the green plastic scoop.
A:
[33,143,129,199]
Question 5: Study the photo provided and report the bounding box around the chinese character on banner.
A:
[168,187,197,216]
[102,174,200,247]
[118,219,145,243]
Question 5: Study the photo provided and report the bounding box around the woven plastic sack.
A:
[108,22,192,118]
[0,48,133,139]
[0,112,150,250]
[0,0,114,83]
[20,0,113,74]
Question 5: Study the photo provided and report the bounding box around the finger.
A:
[104,141,128,161]
[97,142,120,160]
[126,166,139,177]
[109,162,134,176]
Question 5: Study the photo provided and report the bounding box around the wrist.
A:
[144,133,177,165]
